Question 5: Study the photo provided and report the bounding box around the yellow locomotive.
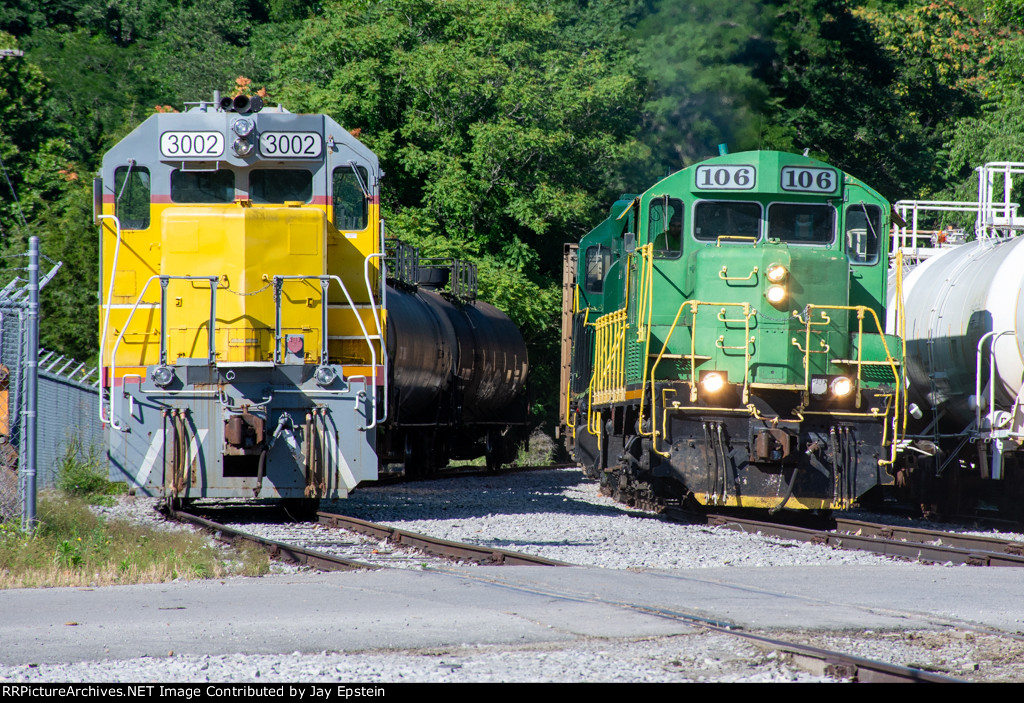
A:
[96,95,528,509]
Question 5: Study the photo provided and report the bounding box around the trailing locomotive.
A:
[559,150,903,512]
[96,95,528,509]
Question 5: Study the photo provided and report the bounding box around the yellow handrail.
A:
[792,303,903,462]
[642,300,754,457]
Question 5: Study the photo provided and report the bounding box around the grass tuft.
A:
[0,495,269,589]
[54,436,126,502]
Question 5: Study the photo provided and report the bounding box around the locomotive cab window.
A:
[768,203,834,244]
[584,245,612,293]
[694,201,760,242]
[333,165,369,230]
[845,203,882,264]
[170,169,235,203]
[114,165,151,230]
[648,196,683,258]
[251,169,313,204]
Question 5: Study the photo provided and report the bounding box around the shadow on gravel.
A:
[328,467,666,524]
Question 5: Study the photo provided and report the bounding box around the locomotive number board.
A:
[258,132,323,158]
[780,166,838,193]
[160,131,225,158]
[695,164,756,190]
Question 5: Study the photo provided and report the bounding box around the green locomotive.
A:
[559,150,904,511]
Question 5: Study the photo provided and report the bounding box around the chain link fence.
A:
[0,306,24,521]
[0,246,103,525]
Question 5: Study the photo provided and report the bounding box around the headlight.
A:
[765,285,787,305]
[831,376,853,397]
[232,118,254,137]
[232,137,253,157]
[766,264,788,283]
[701,372,725,394]
[313,365,337,387]
[151,365,175,388]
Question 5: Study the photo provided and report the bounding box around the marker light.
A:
[765,285,787,305]
[314,365,338,387]
[232,118,254,137]
[831,376,853,397]
[151,365,175,388]
[701,372,725,394]
[766,264,788,283]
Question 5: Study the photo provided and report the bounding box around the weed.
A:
[0,495,271,589]
[55,436,113,499]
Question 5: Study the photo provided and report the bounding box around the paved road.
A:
[1,563,1021,666]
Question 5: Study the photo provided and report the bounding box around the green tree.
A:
[633,0,772,175]
[759,0,991,200]
[275,0,648,422]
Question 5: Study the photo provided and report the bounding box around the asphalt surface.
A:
[2,563,1022,666]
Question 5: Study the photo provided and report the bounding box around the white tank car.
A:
[887,237,1024,439]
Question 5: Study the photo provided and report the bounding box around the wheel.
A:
[282,498,320,521]
[404,432,433,478]
[165,496,193,514]
[485,430,503,472]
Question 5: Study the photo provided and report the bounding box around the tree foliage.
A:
[3,0,1024,423]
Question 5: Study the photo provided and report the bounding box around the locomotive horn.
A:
[248,96,264,113]
[232,95,252,113]
[219,96,234,111]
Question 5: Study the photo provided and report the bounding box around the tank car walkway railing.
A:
[891,200,982,262]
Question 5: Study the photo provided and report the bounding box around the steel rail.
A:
[713,627,962,682]
[317,511,571,566]
[833,518,1024,559]
[174,506,959,681]
[695,511,1024,567]
[173,509,381,572]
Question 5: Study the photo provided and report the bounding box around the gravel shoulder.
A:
[3,468,1022,683]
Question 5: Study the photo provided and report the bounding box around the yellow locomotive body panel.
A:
[98,103,386,502]
[100,193,383,377]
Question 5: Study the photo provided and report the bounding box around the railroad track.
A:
[315,510,571,565]
[171,507,568,570]
[686,510,1024,567]
[168,505,966,682]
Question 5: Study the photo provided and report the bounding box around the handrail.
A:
[718,265,758,282]
[794,303,902,463]
[274,273,383,431]
[364,252,388,426]
[644,300,753,457]
[107,275,218,431]
[98,214,122,426]
[975,330,1015,445]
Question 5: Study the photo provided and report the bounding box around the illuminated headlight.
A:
[232,137,253,157]
[765,285,787,305]
[701,372,725,394]
[766,264,788,283]
[831,376,853,397]
[313,365,338,387]
[151,365,175,388]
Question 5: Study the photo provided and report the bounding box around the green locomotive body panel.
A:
[562,150,904,511]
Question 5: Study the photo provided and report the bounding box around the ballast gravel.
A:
[327,468,914,570]
[7,467,1022,683]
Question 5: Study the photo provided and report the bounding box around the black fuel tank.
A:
[385,285,528,426]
